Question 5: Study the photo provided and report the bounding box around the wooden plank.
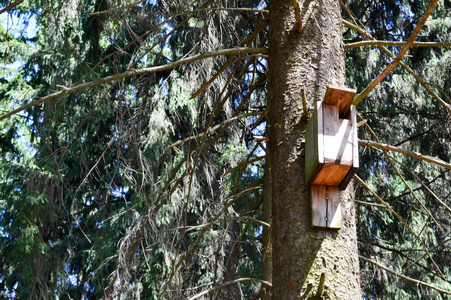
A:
[351,105,359,169]
[339,105,359,190]
[311,185,341,229]
[305,101,324,185]
[323,85,356,119]
[311,163,351,186]
[317,101,324,166]
[322,105,353,166]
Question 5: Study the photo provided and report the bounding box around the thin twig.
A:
[359,255,451,295]
[224,156,265,175]
[353,0,440,106]
[345,40,451,49]
[343,19,451,115]
[354,175,445,280]
[91,6,268,16]
[188,277,272,300]
[359,139,451,170]
[355,200,387,208]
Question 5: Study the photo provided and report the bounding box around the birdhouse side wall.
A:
[305,101,324,186]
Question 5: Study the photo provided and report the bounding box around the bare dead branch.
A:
[188,277,272,300]
[355,200,387,208]
[91,6,268,16]
[346,40,451,49]
[353,0,440,106]
[170,112,263,148]
[359,255,451,295]
[343,19,451,115]
[354,175,446,280]
[292,0,302,32]
[0,0,23,15]
[0,47,268,122]
[359,139,451,170]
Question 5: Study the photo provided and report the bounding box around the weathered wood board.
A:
[305,86,359,229]
[311,185,341,229]
[323,85,356,118]
[305,87,358,190]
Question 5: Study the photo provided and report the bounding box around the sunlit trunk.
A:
[267,0,361,298]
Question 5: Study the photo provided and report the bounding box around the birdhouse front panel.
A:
[322,105,353,166]
[305,104,358,189]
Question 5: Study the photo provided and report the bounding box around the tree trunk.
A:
[261,153,273,300]
[267,0,361,298]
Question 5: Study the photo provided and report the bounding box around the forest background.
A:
[0,0,451,299]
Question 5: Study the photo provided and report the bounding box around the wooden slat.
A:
[322,105,354,165]
[311,185,341,229]
[339,105,359,190]
[351,105,359,169]
[323,85,356,118]
[305,101,324,186]
[311,163,351,186]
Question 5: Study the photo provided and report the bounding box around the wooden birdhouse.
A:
[305,86,359,229]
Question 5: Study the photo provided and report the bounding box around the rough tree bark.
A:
[261,154,273,300]
[267,0,361,298]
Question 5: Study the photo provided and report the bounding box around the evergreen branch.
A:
[160,183,263,298]
[359,139,451,170]
[191,20,268,99]
[363,120,446,230]
[353,0,440,106]
[345,40,451,49]
[359,256,451,295]
[343,19,451,115]
[89,0,147,15]
[354,175,446,280]
[169,112,263,148]
[224,156,265,175]
[188,277,272,300]
[0,47,268,122]
[214,197,264,299]
[387,154,451,214]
